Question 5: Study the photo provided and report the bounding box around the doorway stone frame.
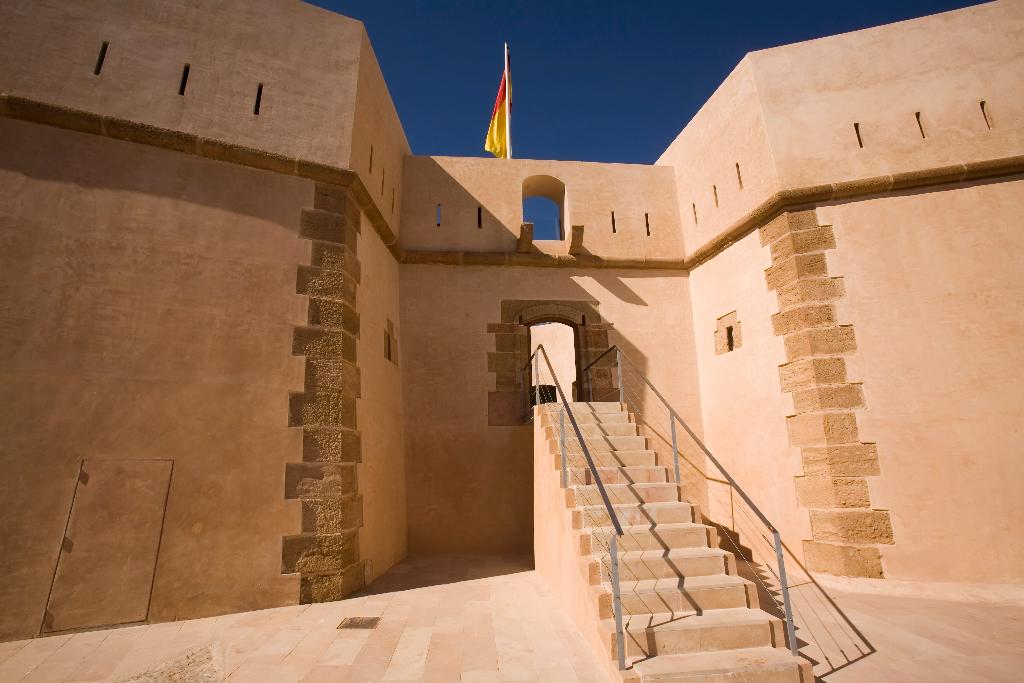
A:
[487,299,613,426]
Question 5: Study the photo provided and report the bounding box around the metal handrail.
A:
[523,345,628,669]
[583,345,800,658]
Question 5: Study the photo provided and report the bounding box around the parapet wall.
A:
[659,0,1024,261]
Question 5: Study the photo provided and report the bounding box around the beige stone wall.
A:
[659,0,1024,261]
[0,118,308,640]
[355,209,408,583]
[818,179,1024,583]
[399,156,682,260]
[399,265,703,554]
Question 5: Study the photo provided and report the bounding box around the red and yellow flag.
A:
[484,44,511,158]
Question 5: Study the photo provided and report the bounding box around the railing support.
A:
[534,353,540,408]
[610,535,626,670]
[559,407,568,489]
[615,348,624,405]
[773,530,799,657]
[670,418,681,485]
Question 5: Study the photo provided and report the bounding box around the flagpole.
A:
[504,42,512,159]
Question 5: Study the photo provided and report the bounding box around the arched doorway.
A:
[528,321,578,405]
[522,175,567,241]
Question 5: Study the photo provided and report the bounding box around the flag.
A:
[484,43,511,158]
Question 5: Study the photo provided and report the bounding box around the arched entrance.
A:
[486,299,614,426]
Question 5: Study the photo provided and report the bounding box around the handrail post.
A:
[615,348,624,405]
[670,418,681,485]
[559,407,567,489]
[534,353,540,408]
[773,530,799,657]
[610,535,626,670]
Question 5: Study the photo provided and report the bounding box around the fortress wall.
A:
[349,31,411,239]
[818,179,1024,583]
[399,156,683,260]
[656,59,779,258]
[399,265,702,554]
[686,231,811,564]
[354,208,407,584]
[0,117,310,640]
[659,0,1024,262]
[0,0,405,173]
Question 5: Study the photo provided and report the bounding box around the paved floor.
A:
[1,554,1023,682]
[0,556,605,682]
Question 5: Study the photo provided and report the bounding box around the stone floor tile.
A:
[302,664,351,681]
[0,635,73,681]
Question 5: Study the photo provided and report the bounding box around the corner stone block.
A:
[794,475,871,508]
[769,225,836,261]
[302,427,362,463]
[313,183,361,231]
[803,540,884,578]
[764,254,829,291]
[777,277,846,311]
[297,265,355,304]
[779,357,847,392]
[792,383,865,413]
[293,326,357,363]
[299,562,364,603]
[288,391,356,429]
[771,304,836,336]
[784,326,856,361]
[758,210,820,246]
[308,299,360,337]
[487,352,519,375]
[304,358,360,395]
[301,496,363,533]
[310,242,360,282]
[809,508,894,545]
[282,531,359,574]
[787,411,858,447]
[299,208,358,248]
[801,443,880,476]
[285,462,356,499]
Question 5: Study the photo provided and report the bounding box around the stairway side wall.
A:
[399,264,704,555]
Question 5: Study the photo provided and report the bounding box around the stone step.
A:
[582,523,714,554]
[568,483,680,506]
[589,548,733,584]
[629,646,811,682]
[565,466,667,486]
[545,422,639,439]
[554,450,658,469]
[539,411,631,427]
[560,434,648,452]
[603,608,784,660]
[574,502,699,529]
[593,575,755,619]
[568,401,626,413]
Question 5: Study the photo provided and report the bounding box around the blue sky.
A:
[312,0,981,164]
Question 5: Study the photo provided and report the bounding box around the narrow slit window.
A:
[611,211,617,234]
[436,204,441,227]
[380,168,385,195]
[736,163,743,189]
[915,111,926,139]
[253,83,263,115]
[692,203,698,225]
[178,63,190,96]
[645,212,650,237]
[726,326,735,352]
[713,185,719,207]
[369,145,374,173]
[854,122,863,148]
[477,206,482,229]
[391,188,395,213]
[94,41,109,75]
[980,101,992,130]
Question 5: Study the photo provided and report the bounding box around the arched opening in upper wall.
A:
[522,175,567,241]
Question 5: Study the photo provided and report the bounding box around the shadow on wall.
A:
[0,118,305,225]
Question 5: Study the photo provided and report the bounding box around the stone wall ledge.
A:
[3,93,1021,271]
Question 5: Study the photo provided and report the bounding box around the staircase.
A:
[534,400,812,683]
